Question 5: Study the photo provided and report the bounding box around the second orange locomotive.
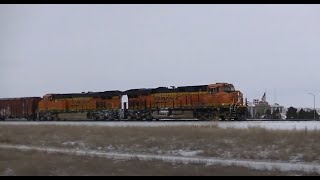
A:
[38,91,122,120]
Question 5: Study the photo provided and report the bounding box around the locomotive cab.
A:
[43,94,54,101]
[208,83,243,105]
[206,83,246,120]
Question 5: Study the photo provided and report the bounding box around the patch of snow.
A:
[256,151,271,159]
[176,150,203,157]
[217,121,320,131]
[62,141,77,146]
[1,121,320,131]
[62,141,86,148]
[289,154,304,163]
[219,150,233,159]
[104,145,115,151]
[3,168,14,176]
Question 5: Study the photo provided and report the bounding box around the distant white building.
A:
[246,92,286,119]
[270,103,285,114]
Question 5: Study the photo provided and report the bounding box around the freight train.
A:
[0,83,247,121]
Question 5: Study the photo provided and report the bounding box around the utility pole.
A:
[308,93,316,120]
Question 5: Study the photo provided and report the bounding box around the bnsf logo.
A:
[71,100,90,105]
[70,100,90,108]
[155,96,178,102]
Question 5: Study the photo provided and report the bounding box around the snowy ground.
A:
[217,121,320,131]
[1,144,319,174]
[1,121,320,130]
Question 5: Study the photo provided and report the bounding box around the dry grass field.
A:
[0,125,320,163]
[0,124,320,175]
[0,149,314,176]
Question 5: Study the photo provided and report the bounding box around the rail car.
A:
[0,97,42,120]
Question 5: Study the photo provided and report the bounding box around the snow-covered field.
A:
[1,144,319,174]
[217,121,320,131]
[1,120,320,130]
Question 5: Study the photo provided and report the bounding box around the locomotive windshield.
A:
[223,85,235,92]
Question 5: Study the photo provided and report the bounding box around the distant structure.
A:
[253,99,259,105]
[295,107,320,115]
[247,92,286,119]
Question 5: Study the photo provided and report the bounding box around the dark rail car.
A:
[0,97,42,120]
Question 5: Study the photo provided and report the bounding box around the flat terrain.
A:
[1,123,320,175]
[1,120,320,130]
[0,149,299,176]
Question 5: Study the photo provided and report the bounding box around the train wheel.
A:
[146,116,153,121]
[198,115,207,121]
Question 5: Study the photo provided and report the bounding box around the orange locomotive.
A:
[37,91,122,120]
[124,83,246,121]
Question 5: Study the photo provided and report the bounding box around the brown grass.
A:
[0,149,310,176]
[0,125,320,163]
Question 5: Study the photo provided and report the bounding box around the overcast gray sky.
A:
[1,4,320,108]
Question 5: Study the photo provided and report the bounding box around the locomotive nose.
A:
[236,91,244,105]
